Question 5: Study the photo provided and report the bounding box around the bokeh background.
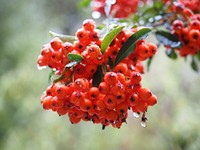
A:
[0,0,200,150]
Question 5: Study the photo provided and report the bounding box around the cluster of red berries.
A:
[162,0,200,13]
[178,0,200,13]
[37,19,101,75]
[38,19,157,129]
[91,0,139,18]
[168,2,200,57]
[104,28,158,73]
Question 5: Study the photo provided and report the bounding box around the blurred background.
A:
[0,0,200,150]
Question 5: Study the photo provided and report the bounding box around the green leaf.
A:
[101,26,125,53]
[96,23,105,30]
[108,57,114,70]
[114,28,151,66]
[53,53,83,83]
[67,53,83,62]
[166,49,177,59]
[147,57,153,72]
[132,14,139,22]
[196,51,200,61]
[48,70,55,83]
[142,7,157,16]
[92,66,103,87]
[153,1,164,10]
[80,0,91,7]
[191,58,198,72]
[53,62,77,83]
[49,31,75,43]
[155,30,182,48]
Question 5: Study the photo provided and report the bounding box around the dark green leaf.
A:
[48,70,55,83]
[80,0,91,7]
[147,57,153,72]
[108,57,114,70]
[196,51,200,61]
[67,53,83,62]
[166,49,177,59]
[54,53,83,83]
[114,28,151,66]
[101,26,124,53]
[53,68,69,83]
[155,30,182,48]
[191,58,198,72]
[49,31,75,43]
[92,66,103,87]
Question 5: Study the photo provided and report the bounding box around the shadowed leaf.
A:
[114,28,151,66]
[155,30,182,48]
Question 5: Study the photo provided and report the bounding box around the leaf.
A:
[49,31,75,43]
[108,57,114,70]
[132,14,139,22]
[92,66,103,87]
[96,23,105,30]
[80,0,91,7]
[67,53,83,62]
[196,51,200,61]
[101,26,124,53]
[48,70,55,83]
[114,28,151,66]
[53,62,77,83]
[153,1,164,10]
[53,54,82,83]
[155,30,182,48]
[166,49,177,59]
[191,58,198,72]
[147,57,153,72]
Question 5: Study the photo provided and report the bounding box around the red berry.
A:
[138,88,152,100]
[50,37,63,51]
[130,71,142,84]
[83,19,96,31]
[104,72,118,85]
[146,94,157,106]
[80,99,93,112]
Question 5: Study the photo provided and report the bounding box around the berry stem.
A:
[53,68,69,83]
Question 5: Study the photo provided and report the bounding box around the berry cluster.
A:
[178,0,200,13]
[38,19,101,75]
[38,19,157,129]
[168,2,200,57]
[91,0,139,18]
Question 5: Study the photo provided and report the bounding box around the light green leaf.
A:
[67,53,83,62]
[101,26,124,53]
[49,31,75,43]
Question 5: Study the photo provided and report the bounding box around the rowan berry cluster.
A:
[178,0,200,12]
[38,19,157,129]
[168,2,200,57]
[37,19,101,75]
[91,0,139,18]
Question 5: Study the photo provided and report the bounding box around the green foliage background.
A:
[0,0,200,149]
